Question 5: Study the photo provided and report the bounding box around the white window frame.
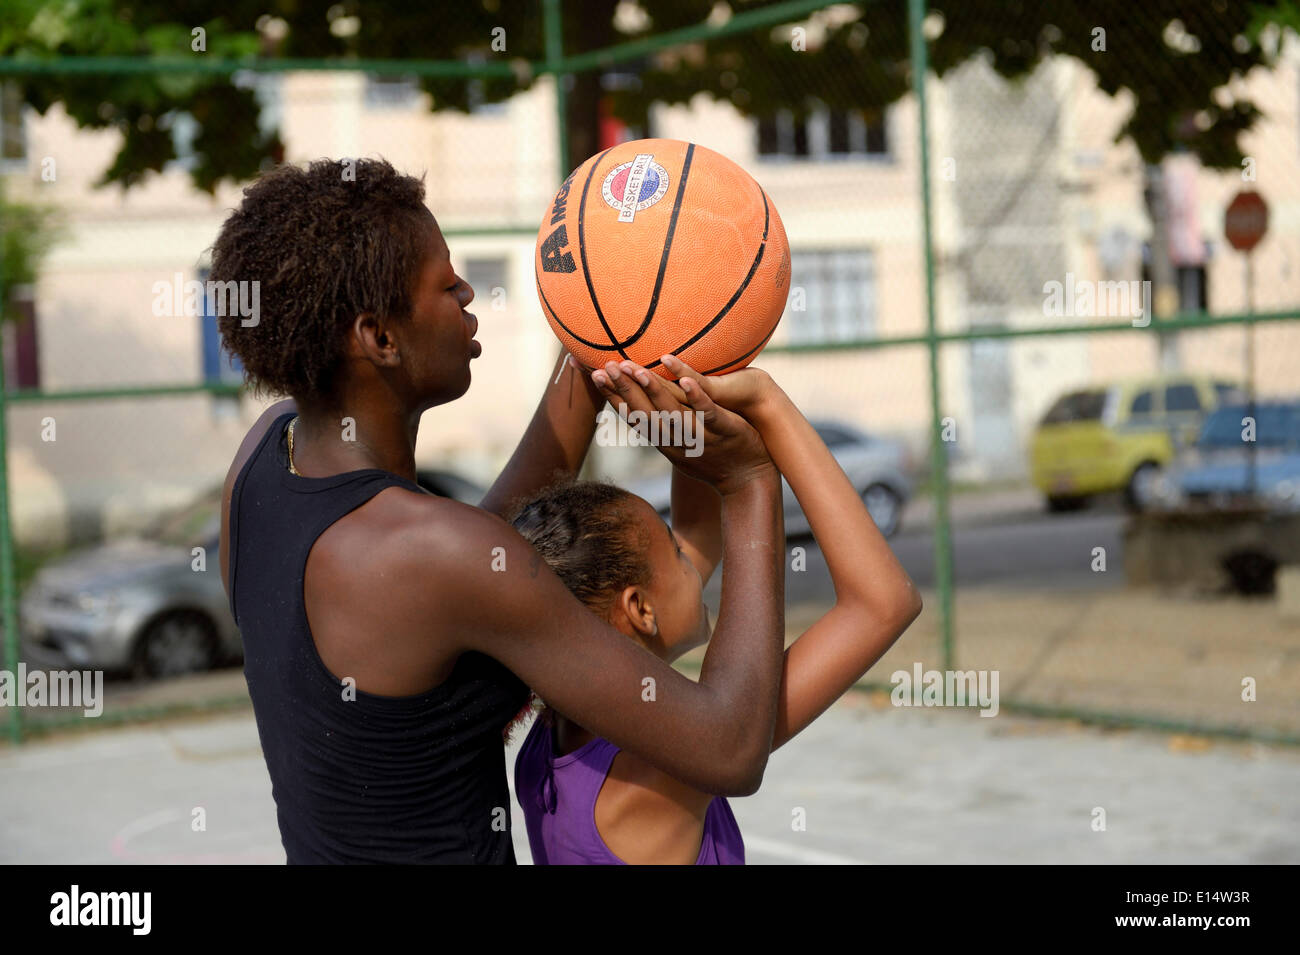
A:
[782,247,878,345]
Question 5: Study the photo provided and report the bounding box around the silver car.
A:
[20,470,485,679]
[623,419,912,538]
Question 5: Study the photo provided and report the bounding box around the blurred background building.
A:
[4,19,1300,547]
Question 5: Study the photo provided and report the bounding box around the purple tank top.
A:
[514,712,745,865]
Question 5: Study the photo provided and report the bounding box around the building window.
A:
[1,81,26,166]
[783,249,877,344]
[461,257,509,305]
[365,69,504,115]
[199,268,244,386]
[758,106,888,161]
[2,289,40,391]
[1141,249,1208,313]
[364,75,422,109]
[163,111,199,172]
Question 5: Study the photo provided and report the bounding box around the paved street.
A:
[707,488,1126,610]
[2,694,1297,864]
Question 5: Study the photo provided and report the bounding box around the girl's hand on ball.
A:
[659,355,774,420]
[591,359,774,496]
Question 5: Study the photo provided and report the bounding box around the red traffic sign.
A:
[1224,190,1268,252]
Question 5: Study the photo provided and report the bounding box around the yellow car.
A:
[1030,375,1245,512]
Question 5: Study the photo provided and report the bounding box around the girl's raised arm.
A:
[750,380,921,750]
[654,358,922,752]
[479,349,604,519]
[455,360,787,795]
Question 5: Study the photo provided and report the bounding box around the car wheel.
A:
[862,484,903,538]
[134,610,217,679]
[1125,462,1161,513]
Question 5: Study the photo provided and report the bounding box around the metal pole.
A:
[0,284,21,743]
[1145,163,1180,372]
[908,0,954,672]
[1246,252,1257,501]
[543,0,570,179]
[541,0,596,480]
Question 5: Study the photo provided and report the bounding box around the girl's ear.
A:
[612,585,658,645]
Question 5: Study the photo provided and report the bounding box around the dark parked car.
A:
[20,469,485,678]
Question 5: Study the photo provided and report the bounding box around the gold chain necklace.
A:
[287,416,301,476]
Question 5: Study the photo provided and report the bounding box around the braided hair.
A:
[508,477,655,618]
[504,476,656,737]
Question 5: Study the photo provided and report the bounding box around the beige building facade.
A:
[6,42,1300,543]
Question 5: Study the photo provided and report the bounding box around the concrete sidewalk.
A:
[890,588,1300,737]
[5,582,1297,863]
[706,587,1300,739]
[2,696,1296,864]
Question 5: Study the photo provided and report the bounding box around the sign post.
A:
[1224,190,1269,502]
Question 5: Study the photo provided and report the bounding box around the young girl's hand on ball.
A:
[590,358,774,496]
[659,355,774,420]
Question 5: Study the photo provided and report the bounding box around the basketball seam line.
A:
[536,276,621,350]
[701,189,784,374]
[702,310,780,375]
[644,184,772,373]
[621,142,695,352]
[576,147,625,360]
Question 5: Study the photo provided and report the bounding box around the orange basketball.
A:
[535,138,790,379]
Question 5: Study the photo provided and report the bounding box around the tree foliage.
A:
[1,0,1289,192]
[0,181,62,322]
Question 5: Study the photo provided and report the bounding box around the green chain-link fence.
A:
[3,0,1299,743]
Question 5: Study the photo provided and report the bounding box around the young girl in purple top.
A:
[511,357,922,865]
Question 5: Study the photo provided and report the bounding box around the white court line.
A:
[741,834,870,865]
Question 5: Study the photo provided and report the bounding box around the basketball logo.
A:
[601,153,670,223]
[536,138,789,378]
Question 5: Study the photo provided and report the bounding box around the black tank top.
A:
[227,412,530,864]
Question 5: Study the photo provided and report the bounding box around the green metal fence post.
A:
[0,273,21,744]
[2,19,1299,748]
[908,0,955,673]
[543,0,569,180]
